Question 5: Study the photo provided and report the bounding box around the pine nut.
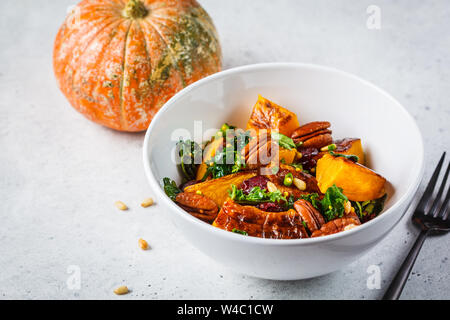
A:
[114,286,129,295]
[344,201,352,214]
[138,238,149,250]
[115,201,128,211]
[344,224,357,231]
[267,181,278,193]
[141,198,154,208]
[293,178,306,191]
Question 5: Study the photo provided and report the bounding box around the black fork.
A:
[382,152,450,300]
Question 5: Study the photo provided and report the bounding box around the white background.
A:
[0,0,449,299]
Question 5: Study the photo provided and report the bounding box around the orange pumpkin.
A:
[53,0,222,132]
[246,95,300,136]
[316,154,386,201]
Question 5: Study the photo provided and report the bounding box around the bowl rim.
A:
[143,62,424,246]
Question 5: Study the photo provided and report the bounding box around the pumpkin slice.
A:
[278,147,297,164]
[185,171,257,207]
[316,154,386,201]
[213,199,308,239]
[196,137,224,180]
[334,138,365,165]
[246,95,300,136]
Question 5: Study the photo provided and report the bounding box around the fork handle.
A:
[382,229,430,300]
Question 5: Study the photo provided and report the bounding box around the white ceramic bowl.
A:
[143,63,424,280]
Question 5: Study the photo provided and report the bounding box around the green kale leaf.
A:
[163,177,181,201]
[329,151,359,162]
[352,194,387,220]
[204,129,251,180]
[321,184,348,221]
[176,139,202,181]
[271,132,297,150]
[228,184,287,204]
[300,193,322,211]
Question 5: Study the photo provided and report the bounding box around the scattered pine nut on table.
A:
[114,201,128,211]
[141,198,154,208]
[113,286,129,295]
[138,238,149,250]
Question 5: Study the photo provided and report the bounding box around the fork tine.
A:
[436,181,450,220]
[431,161,450,217]
[442,203,449,221]
[415,152,446,214]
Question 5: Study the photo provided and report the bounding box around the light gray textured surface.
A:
[0,0,449,300]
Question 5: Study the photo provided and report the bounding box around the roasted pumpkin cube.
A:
[185,171,257,207]
[246,95,300,136]
[196,137,224,180]
[334,138,365,165]
[316,154,386,201]
[278,147,297,164]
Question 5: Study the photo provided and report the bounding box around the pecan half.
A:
[293,199,325,232]
[345,207,361,223]
[291,121,332,149]
[334,138,358,152]
[213,199,309,239]
[175,192,219,223]
[311,216,361,237]
[241,131,278,168]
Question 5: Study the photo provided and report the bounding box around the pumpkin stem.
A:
[123,0,149,19]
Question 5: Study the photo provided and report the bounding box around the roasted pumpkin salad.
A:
[163,95,388,239]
